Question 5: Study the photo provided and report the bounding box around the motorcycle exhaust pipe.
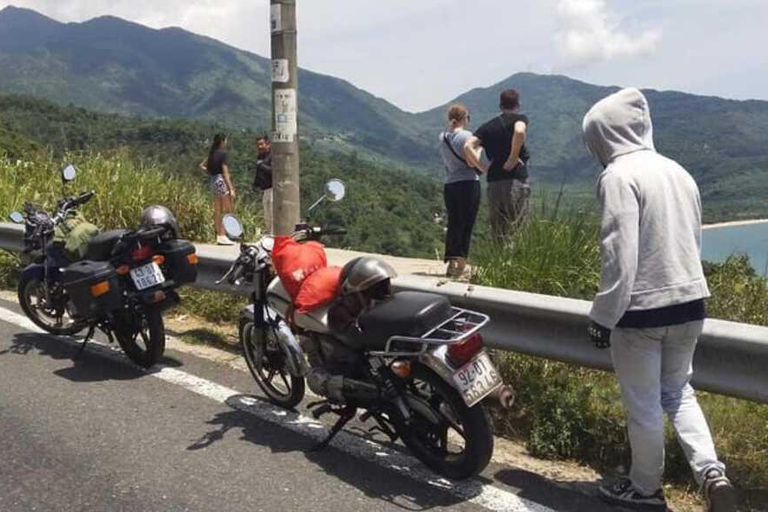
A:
[482,384,515,410]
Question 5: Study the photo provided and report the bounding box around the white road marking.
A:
[0,305,558,512]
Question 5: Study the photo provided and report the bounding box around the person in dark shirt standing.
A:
[253,135,274,234]
[200,133,236,245]
[465,89,531,238]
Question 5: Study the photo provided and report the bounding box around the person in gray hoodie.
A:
[583,88,736,512]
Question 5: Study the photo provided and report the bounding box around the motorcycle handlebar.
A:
[71,190,95,208]
[292,225,347,241]
[324,227,347,236]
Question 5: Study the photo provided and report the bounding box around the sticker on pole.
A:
[271,59,290,83]
[274,89,297,143]
[270,4,282,33]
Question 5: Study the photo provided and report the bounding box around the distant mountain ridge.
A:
[0,5,430,164]
[2,6,768,221]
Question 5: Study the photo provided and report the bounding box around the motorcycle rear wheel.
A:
[113,306,165,368]
[18,276,85,336]
[240,319,305,409]
[393,363,494,480]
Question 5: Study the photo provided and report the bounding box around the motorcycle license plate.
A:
[130,262,166,291]
[451,352,503,407]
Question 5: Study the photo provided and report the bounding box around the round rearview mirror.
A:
[9,211,23,224]
[62,165,77,182]
[325,179,346,202]
[222,214,244,241]
[261,235,275,252]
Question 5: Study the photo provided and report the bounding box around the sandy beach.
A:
[703,218,768,230]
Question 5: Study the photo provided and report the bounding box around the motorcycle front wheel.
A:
[240,319,305,409]
[393,364,494,480]
[113,306,165,368]
[18,276,85,336]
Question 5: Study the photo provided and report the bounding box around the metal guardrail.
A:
[2,222,767,404]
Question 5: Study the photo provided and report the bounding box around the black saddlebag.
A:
[63,260,122,319]
[357,292,454,351]
[158,239,198,286]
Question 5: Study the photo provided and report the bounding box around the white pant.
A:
[610,321,725,494]
[262,188,274,234]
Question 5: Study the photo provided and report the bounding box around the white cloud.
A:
[555,0,661,64]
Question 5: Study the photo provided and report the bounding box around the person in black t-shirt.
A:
[465,89,531,238]
[199,133,237,245]
[253,135,274,234]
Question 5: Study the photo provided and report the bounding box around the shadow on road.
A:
[188,394,474,511]
[2,332,182,383]
[493,468,626,512]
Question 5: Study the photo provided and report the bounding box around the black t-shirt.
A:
[254,153,273,190]
[474,113,530,182]
[207,150,229,176]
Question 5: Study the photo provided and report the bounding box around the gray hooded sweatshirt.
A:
[583,88,710,329]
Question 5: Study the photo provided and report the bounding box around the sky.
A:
[2,0,767,112]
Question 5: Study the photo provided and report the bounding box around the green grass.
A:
[0,151,263,244]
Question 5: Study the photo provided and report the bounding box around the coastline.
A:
[703,218,768,230]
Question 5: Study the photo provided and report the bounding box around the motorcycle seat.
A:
[85,229,131,261]
[357,292,454,350]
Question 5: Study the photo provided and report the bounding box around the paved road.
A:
[0,297,614,512]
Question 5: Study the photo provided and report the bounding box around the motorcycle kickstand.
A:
[368,413,399,443]
[309,406,357,452]
[76,325,96,360]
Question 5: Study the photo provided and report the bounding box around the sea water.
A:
[702,222,768,274]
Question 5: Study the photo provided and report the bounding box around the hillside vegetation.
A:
[0,94,446,258]
[2,6,768,222]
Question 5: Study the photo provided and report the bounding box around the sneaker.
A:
[703,469,738,512]
[216,235,235,246]
[599,477,667,508]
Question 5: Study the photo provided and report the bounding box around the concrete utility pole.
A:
[270,0,300,235]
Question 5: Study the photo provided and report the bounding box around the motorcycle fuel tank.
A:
[266,278,331,334]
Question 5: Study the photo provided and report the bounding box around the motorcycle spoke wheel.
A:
[19,278,82,335]
[393,364,494,480]
[241,321,304,408]
[409,380,467,457]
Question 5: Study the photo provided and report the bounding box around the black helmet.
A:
[140,205,179,239]
[340,257,397,296]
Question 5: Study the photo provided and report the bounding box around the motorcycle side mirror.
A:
[9,211,23,224]
[62,165,77,183]
[261,235,275,252]
[222,214,244,241]
[325,179,346,202]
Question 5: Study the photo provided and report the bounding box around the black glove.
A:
[588,321,612,349]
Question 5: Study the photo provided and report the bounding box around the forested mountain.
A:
[0,94,447,257]
[0,5,432,166]
[2,6,768,220]
[419,73,768,220]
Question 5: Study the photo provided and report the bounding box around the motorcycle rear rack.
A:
[369,307,490,358]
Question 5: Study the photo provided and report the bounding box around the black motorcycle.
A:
[8,165,198,367]
[219,180,514,480]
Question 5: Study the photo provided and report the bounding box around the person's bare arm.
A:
[223,164,236,199]
[199,157,208,173]
[503,121,527,171]
[463,136,483,170]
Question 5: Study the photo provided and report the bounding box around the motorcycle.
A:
[219,179,514,480]
[8,165,198,367]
